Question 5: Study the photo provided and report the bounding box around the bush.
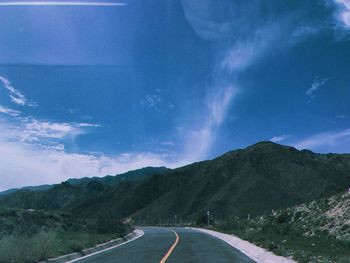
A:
[0,232,51,263]
[0,228,130,263]
[95,217,130,237]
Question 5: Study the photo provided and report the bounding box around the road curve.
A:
[74,227,256,263]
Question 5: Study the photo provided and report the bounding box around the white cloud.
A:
[0,76,37,107]
[1,117,100,144]
[333,0,350,29]
[305,76,329,103]
[76,123,101,128]
[1,93,181,190]
[178,1,327,162]
[142,94,162,108]
[221,43,256,73]
[292,128,350,152]
[141,91,176,112]
[181,24,286,161]
[9,95,26,106]
[207,86,237,125]
[220,24,281,73]
[0,116,185,190]
[0,139,176,191]
[336,115,348,119]
[160,141,175,146]
[292,26,321,39]
[0,105,21,116]
[0,1,126,7]
[270,135,291,143]
[182,86,238,161]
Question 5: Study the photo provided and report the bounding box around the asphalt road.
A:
[75,227,256,263]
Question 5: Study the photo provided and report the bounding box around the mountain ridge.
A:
[0,166,169,196]
[1,141,349,224]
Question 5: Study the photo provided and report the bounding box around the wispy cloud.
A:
[180,1,306,161]
[336,115,348,119]
[292,128,350,152]
[141,91,175,112]
[160,141,175,147]
[1,117,100,144]
[305,76,329,103]
[142,94,162,108]
[0,1,126,7]
[270,134,291,143]
[332,0,350,29]
[0,105,21,116]
[182,86,238,161]
[220,24,283,73]
[0,76,38,107]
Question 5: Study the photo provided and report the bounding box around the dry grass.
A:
[0,230,120,263]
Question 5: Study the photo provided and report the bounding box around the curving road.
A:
[74,227,256,263]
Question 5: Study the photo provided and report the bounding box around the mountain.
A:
[0,166,169,210]
[66,166,169,187]
[0,185,54,196]
[73,141,350,222]
[0,166,168,196]
[1,142,349,224]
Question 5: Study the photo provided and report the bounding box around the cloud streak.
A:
[292,128,350,152]
[305,76,329,103]
[182,86,238,161]
[0,105,21,116]
[180,1,306,161]
[1,117,100,145]
[332,0,350,29]
[270,135,291,143]
[0,76,37,107]
[0,1,126,7]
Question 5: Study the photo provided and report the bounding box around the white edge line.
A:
[0,2,126,6]
[66,229,145,263]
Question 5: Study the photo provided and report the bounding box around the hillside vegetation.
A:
[216,192,350,262]
[0,207,131,263]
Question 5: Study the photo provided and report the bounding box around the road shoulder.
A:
[40,229,144,263]
[190,228,296,263]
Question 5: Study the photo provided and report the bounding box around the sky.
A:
[0,0,350,190]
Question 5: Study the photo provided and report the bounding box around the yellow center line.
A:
[159,229,179,263]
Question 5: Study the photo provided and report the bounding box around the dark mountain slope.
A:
[0,167,168,197]
[0,167,169,210]
[66,166,169,187]
[73,142,350,222]
[1,142,349,223]
[0,185,54,196]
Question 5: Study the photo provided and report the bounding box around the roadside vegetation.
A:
[214,192,350,263]
[0,207,132,263]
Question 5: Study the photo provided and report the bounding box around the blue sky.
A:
[0,0,350,190]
